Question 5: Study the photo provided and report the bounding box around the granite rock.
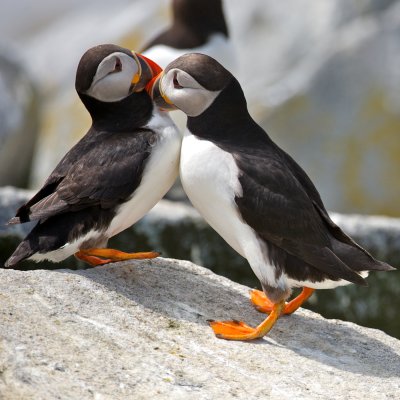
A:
[0,259,399,399]
[0,46,39,187]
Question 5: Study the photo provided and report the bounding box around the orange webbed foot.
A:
[74,252,113,266]
[250,287,315,315]
[208,301,285,341]
[208,320,256,338]
[250,289,275,313]
[75,248,160,267]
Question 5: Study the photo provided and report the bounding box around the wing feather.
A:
[9,128,154,224]
[233,145,367,285]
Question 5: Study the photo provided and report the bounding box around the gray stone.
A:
[0,259,399,399]
[0,187,35,238]
[0,46,39,187]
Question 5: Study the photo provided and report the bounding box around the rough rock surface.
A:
[0,46,39,187]
[0,259,399,399]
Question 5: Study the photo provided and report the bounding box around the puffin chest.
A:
[180,132,246,254]
[180,133,240,201]
[107,112,181,236]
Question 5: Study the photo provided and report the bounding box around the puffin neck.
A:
[187,78,255,142]
[79,90,153,132]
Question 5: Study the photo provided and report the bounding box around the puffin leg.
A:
[284,287,315,314]
[250,287,315,315]
[208,301,285,341]
[75,248,160,266]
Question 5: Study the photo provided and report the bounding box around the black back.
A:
[142,0,228,50]
[14,90,154,224]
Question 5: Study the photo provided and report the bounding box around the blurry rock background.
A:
[0,0,399,337]
[0,46,39,187]
[0,0,399,216]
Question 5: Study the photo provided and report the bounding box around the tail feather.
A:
[373,260,396,271]
[331,239,396,273]
[312,202,396,274]
[4,240,35,268]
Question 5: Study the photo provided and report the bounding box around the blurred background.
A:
[0,0,399,337]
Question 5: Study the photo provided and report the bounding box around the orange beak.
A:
[130,52,163,92]
[136,53,162,77]
[145,71,177,111]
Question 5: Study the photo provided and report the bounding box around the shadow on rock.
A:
[65,258,400,378]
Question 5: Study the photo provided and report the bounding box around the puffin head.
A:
[75,44,162,102]
[146,53,232,117]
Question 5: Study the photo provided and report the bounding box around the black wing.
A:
[10,128,155,224]
[233,143,368,285]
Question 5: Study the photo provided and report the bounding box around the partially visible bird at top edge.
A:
[141,0,236,72]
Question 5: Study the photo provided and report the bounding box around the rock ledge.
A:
[0,258,399,399]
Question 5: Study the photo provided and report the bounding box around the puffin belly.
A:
[287,270,369,290]
[180,133,285,289]
[28,229,107,263]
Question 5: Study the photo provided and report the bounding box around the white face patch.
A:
[161,68,221,117]
[86,52,139,102]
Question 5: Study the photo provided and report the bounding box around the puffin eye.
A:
[173,73,183,89]
[113,57,122,73]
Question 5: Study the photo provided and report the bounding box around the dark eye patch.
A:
[113,57,122,73]
[173,72,183,89]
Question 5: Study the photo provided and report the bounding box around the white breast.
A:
[180,131,282,289]
[107,109,181,237]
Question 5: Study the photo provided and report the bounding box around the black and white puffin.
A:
[147,53,395,341]
[5,44,181,268]
[141,0,235,71]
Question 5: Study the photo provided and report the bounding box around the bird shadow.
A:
[61,258,400,378]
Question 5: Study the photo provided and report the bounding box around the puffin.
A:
[5,44,181,268]
[141,0,235,71]
[146,53,395,341]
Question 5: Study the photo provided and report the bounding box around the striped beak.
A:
[145,71,177,111]
[130,52,163,93]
